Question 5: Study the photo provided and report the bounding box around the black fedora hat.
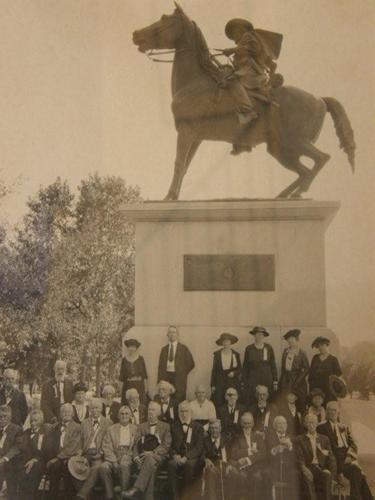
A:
[137,434,159,454]
[124,338,141,349]
[329,375,347,399]
[249,326,270,337]
[216,333,238,346]
[283,329,301,341]
[225,18,254,40]
[311,336,330,349]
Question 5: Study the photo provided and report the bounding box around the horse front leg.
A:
[165,130,200,201]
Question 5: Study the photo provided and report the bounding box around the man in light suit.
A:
[295,413,337,500]
[76,398,112,499]
[157,326,195,402]
[46,402,81,500]
[125,401,172,499]
[41,360,74,424]
[99,405,139,499]
[0,368,28,427]
[0,405,22,499]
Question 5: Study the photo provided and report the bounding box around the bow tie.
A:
[133,409,138,413]
[93,420,99,426]
[150,423,157,428]
[182,424,189,431]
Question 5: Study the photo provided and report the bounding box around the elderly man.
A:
[189,385,216,432]
[295,413,336,500]
[202,419,231,500]
[168,400,204,500]
[76,398,112,500]
[46,403,81,499]
[0,405,22,499]
[0,368,28,427]
[154,380,178,424]
[101,384,121,424]
[125,388,147,425]
[217,387,246,440]
[249,384,277,436]
[266,415,299,500]
[228,412,269,500]
[41,360,74,424]
[99,406,139,500]
[318,401,373,500]
[157,326,195,402]
[18,409,55,499]
[279,389,304,437]
[124,401,172,499]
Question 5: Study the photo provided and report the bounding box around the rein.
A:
[146,48,229,64]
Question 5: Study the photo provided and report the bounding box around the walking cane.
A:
[219,460,226,500]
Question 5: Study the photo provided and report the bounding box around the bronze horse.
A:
[133,4,355,200]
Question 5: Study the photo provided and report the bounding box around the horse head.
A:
[132,5,185,53]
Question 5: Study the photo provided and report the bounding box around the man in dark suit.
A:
[157,326,195,402]
[266,415,299,500]
[0,368,28,427]
[76,398,112,500]
[202,419,231,500]
[279,390,304,437]
[46,402,82,499]
[228,412,269,500]
[168,400,204,500]
[125,401,172,499]
[0,404,22,499]
[125,388,147,425]
[217,387,246,440]
[295,413,336,500]
[18,409,56,500]
[318,401,373,500]
[154,380,179,424]
[101,385,121,423]
[41,360,74,424]
[249,384,278,437]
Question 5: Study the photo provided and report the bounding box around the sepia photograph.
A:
[0,1,374,499]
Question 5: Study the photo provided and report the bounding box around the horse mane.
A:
[179,11,223,83]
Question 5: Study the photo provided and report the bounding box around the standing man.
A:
[249,385,277,437]
[154,380,178,424]
[318,401,373,500]
[217,387,246,440]
[295,414,336,500]
[125,401,172,499]
[0,405,22,499]
[0,368,28,427]
[157,326,195,402]
[41,360,74,424]
[76,398,112,500]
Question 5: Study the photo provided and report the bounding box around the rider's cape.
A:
[254,29,283,61]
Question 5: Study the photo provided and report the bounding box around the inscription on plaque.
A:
[184,255,275,291]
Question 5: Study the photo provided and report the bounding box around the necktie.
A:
[168,343,174,362]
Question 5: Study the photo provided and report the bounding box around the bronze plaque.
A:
[184,255,275,291]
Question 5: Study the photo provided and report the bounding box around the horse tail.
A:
[323,97,356,171]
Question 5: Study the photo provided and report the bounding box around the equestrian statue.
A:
[133,3,355,200]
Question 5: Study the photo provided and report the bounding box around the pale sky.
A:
[0,0,374,346]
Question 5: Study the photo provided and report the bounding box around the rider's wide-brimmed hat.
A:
[225,18,254,40]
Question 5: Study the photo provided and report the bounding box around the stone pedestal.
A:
[122,200,340,398]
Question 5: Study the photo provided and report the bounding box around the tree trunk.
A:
[95,353,101,397]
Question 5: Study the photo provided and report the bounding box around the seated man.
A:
[72,382,89,424]
[18,409,56,500]
[189,385,216,432]
[168,400,204,500]
[217,387,246,440]
[76,397,112,500]
[308,389,326,424]
[279,390,304,437]
[249,385,277,437]
[318,401,373,500]
[46,402,82,500]
[0,368,28,427]
[41,359,74,424]
[101,384,121,423]
[99,405,139,500]
[266,415,299,500]
[154,380,178,424]
[0,405,22,499]
[126,388,147,425]
[202,419,231,500]
[295,413,336,500]
[125,401,172,499]
[228,412,269,500]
